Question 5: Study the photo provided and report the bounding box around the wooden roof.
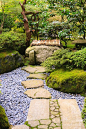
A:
[30,39,61,47]
[72,39,86,44]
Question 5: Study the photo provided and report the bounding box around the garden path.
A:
[12,65,85,129]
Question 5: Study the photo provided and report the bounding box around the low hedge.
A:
[0,31,26,54]
[82,98,86,128]
[0,105,10,129]
[46,69,86,94]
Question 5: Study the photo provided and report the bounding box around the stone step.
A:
[24,88,51,99]
[21,80,44,88]
[26,99,62,129]
[25,99,85,129]
[22,65,46,73]
[58,99,85,129]
[27,73,46,80]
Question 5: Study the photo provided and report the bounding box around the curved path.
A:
[0,65,85,129]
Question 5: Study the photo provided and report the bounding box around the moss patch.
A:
[46,69,86,94]
[82,98,86,128]
[0,105,10,129]
[0,50,24,74]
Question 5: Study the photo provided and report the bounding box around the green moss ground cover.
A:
[0,50,24,74]
[82,98,86,128]
[0,105,10,129]
[46,69,86,94]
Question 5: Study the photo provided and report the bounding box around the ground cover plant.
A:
[82,98,86,128]
[46,69,86,94]
[0,105,10,129]
[42,48,86,72]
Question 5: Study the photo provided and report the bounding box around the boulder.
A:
[0,50,24,74]
[25,46,60,64]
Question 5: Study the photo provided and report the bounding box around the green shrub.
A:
[42,48,86,72]
[0,31,26,54]
[46,69,86,94]
[0,105,10,129]
[82,98,86,128]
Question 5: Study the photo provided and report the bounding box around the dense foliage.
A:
[0,105,10,129]
[46,69,86,94]
[42,48,86,72]
[82,98,86,128]
[0,31,26,54]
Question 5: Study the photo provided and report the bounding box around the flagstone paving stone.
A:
[28,120,39,127]
[26,99,62,129]
[24,88,51,99]
[27,99,49,121]
[22,65,46,73]
[27,73,46,80]
[38,125,48,129]
[12,125,29,129]
[40,119,51,125]
[58,99,85,129]
[21,80,44,88]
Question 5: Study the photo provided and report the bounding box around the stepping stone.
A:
[21,80,44,88]
[27,99,49,121]
[12,125,29,129]
[22,65,46,73]
[24,88,51,99]
[58,99,85,129]
[27,73,46,80]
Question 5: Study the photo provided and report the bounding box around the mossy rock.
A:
[0,50,24,74]
[0,105,10,129]
[82,97,86,128]
[46,69,86,94]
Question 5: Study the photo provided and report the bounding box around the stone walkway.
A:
[12,65,85,129]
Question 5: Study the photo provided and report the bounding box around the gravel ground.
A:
[0,67,85,125]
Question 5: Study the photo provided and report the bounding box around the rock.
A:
[27,99,49,120]
[25,46,60,64]
[29,50,35,64]
[21,80,44,88]
[0,51,24,74]
[38,125,48,129]
[24,88,51,99]
[58,99,85,129]
[22,65,36,73]
[27,73,46,80]
[40,119,51,125]
[52,117,60,124]
[28,120,39,127]
[22,65,46,73]
[12,125,29,129]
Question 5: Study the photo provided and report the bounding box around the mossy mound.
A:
[82,98,86,128]
[0,105,10,129]
[46,69,86,94]
[0,50,24,74]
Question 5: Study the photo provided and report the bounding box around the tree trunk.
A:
[19,1,31,47]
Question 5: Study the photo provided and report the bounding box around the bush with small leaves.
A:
[0,31,26,54]
[42,48,86,72]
